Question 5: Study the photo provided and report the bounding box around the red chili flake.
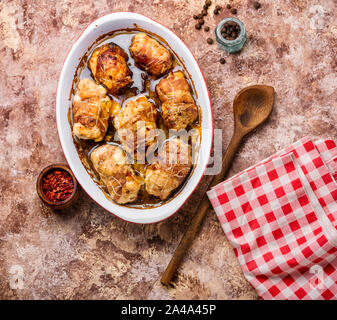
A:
[42,169,74,202]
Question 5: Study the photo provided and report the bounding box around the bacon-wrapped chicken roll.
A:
[90,144,142,204]
[129,32,173,77]
[145,138,192,200]
[88,43,132,94]
[156,71,198,131]
[72,78,111,142]
[114,96,158,160]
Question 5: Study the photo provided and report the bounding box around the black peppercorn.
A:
[214,9,219,15]
[205,0,211,6]
[220,58,226,64]
[193,14,199,20]
[231,8,237,14]
[253,1,261,9]
[201,9,207,16]
[207,38,214,44]
[227,4,231,9]
[220,21,240,40]
[204,26,210,32]
[198,18,205,25]
[195,23,201,30]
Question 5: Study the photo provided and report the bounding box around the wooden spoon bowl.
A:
[234,85,274,133]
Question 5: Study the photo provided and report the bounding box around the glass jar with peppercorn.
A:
[215,17,246,53]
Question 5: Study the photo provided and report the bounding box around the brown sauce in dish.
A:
[68,28,202,208]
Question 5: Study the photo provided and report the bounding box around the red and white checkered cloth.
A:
[207,137,337,300]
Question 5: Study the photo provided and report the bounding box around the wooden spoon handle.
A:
[161,132,243,286]
[211,132,243,189]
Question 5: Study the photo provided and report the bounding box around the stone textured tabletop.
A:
[0,0,336,299]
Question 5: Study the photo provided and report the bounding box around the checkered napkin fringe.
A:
[207,137,337,300]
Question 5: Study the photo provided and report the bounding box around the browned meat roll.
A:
[88,43,132,94]
[90,144,142,204]
[156,71,198,131]
[114,95,158,161]
[72,78,111,142]
[129,32,173,77]
[145,137,192,200]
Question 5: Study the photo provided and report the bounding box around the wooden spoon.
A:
[161,85,275,286]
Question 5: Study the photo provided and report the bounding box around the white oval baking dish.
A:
[56,12,213,223]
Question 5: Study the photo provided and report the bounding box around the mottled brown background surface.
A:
[0,0,336,299]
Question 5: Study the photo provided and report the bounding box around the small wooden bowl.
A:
[36,164,80,210]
